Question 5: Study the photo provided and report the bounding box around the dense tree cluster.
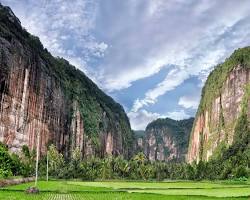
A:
[0,143,35,178]
[39,145,249,181]
[45,117,250,181]
[1,141,249,181]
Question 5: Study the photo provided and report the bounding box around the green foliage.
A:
[20,145,35,177]
[47,144,65,177]
[0,143,13,178]
[0,143,35,178]
[34,136,248,181]
[21,145,31,159]
[32,150,232,181]
[99,156,112,180]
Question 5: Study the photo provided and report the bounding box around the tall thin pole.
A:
[35,130,40,187]
[46,151,49,181]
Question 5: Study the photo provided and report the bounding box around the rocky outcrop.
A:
[187,47,250,163]
[142,118,194,162]
[0,4,133,158]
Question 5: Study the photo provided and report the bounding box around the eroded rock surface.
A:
[141,118,194,162]
[0,4,133,158]
[188,64,250,163]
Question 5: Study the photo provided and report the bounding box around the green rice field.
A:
[0,180,249,199]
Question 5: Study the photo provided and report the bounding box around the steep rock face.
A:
[143,118,194,162]
[187,47,250,163]
[0,4,133,158]
[133,130,145,154]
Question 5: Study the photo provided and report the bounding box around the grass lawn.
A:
[0,180,249,199]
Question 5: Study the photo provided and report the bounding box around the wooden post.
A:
[46,151,49,181]
[35,130,40,187]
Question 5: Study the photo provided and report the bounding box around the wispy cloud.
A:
[1,0,106,77]
[131,67,189,112]
[95,0,250,92]
[130,15,250,113]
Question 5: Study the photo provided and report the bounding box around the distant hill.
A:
[136,118,194,162]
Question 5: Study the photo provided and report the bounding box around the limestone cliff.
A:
[141,118,194,162]
[187,47,250,163]
[0,4,133,158]
[133,130,145,154]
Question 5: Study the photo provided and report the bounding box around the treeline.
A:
[1,111,249,180]
[43,146,249,181]
[1,142,249,181]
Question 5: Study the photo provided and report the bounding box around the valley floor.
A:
[0,180,250,199]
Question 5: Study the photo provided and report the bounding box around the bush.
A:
[234,166,248,178]
[0,168,12,178]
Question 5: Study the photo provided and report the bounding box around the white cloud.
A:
[1,0,107,75]
[128,109,162,130]
[178,95,200,109]
[130,14,250,112]
[95,0,250,92]
[4,0,250,93]
[165,110,190,120]
[128,109,190,130]
[100,55,174,92]
[3,0,250,129]
[131,67,189,112]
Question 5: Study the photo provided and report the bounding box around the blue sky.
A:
[2,0,250,130]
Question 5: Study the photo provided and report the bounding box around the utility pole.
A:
[35,129,40,187]
[46,151,49,181]
[34,86,43,188]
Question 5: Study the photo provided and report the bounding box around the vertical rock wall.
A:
[0,40,77,156]
[0,4,133,158]
[142,118,194,162]
[187,65,250,163]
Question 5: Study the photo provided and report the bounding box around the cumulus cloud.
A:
[178,95,200,109]
[128,109,190,130]
[95,0,250,92]
[128,109,161,130]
